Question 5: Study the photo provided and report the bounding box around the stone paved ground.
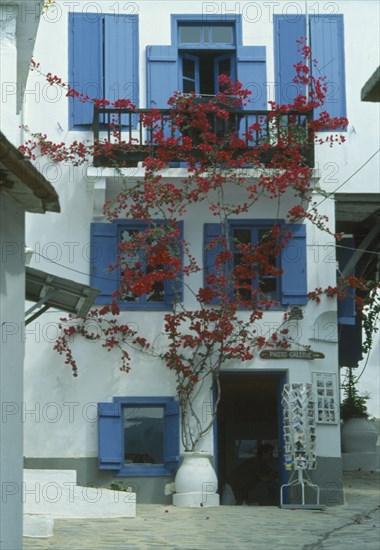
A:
[24,471,379,550]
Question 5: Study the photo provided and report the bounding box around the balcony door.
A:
[180,52,235,96]
[147,16,267,110]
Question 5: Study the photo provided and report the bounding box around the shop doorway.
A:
[217,372,286,505]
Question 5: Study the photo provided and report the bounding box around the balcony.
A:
[92,107,315,169]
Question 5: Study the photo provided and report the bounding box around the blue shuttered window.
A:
[204,222,307,306]
[90,220,183,310]
[69,13,139,127]
[147,16,267,110]
[274,15,346,119]
[98,397,180,476]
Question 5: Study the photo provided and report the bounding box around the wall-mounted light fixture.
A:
[289,306,304,320]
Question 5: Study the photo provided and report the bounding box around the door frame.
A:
[214,369,288,500]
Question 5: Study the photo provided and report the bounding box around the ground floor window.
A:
[98,397,179,476]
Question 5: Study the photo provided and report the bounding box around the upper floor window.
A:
[178,23,236,96]
[147,15,268,110]
[204,221,308,307]
[231,224,280,303]
[90,220,183,311]
[119,226,165,305]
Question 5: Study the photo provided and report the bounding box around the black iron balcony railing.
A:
[92,107,315,168]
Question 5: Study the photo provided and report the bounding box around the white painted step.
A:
[23,514,54,538]
[23,469,136,518]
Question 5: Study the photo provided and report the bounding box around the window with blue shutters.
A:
[231,223,280,302]
[98,397,180,476]
[69,13,139,127]
[204,221,307,307]
[274,14,346,121]
[147,15,267,110]
[90,220,183,310]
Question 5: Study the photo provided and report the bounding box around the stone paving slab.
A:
[23,471,379,550]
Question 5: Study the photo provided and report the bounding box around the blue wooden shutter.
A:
[203,223,225,305]
[337,237,356,325]
[90,222,118,304]
[309,15,346,120]
[69,13,103,126]
[146,45,178,108]
[281,224,307,305]
[214,53,235,93]
[164,400,180,472]
[104,15,139,126]
[236,46,267,110]
[166,221,184,306]
[274,15,306,105]
[98,402,123,470]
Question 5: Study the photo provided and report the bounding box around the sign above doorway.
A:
[259,350,325,360]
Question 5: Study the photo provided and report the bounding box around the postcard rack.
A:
[280,383,324,510]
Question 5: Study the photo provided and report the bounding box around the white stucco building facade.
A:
[20,0,380,507]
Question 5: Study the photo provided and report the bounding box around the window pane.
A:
[233,228,251,246]
[120,229,139,302]
[179,26,202,43]
[212,26,233,44]
[259,277,277,300]
[183,79,196,93]
[217,58,231,78]
[258,228,277,267]
[146,265,165,302]
[124,406,164,465]
[183,57,196,79]
[179,24,233,45]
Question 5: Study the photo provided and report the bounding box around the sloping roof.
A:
[25,267,100,325]
[361,66,380,102]
[0,0,43,112]
[0,131,60,213]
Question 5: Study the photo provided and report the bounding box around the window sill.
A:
[114,465,176,477]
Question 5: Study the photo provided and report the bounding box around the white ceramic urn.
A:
[173,452,220,507]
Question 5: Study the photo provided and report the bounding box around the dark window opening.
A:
[180,51,234,96]
[124,406,164,465]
